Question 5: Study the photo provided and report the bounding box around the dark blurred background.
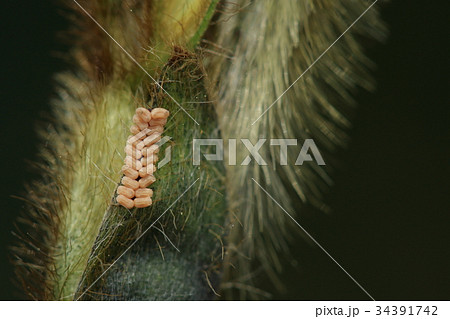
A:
[0,1,448,300]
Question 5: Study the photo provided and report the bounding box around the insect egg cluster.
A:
[116,107,170,209]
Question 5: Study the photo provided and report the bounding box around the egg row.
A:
[116,107,170,209]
